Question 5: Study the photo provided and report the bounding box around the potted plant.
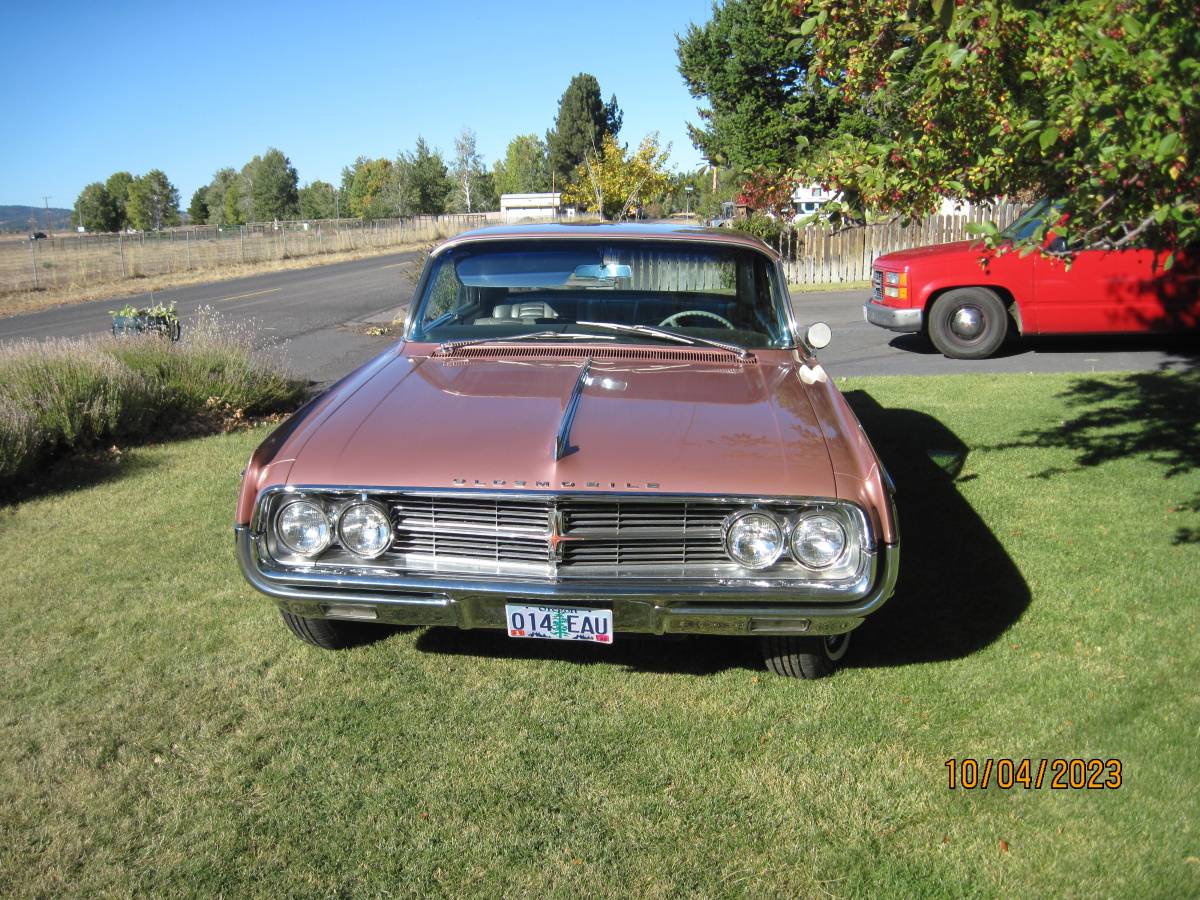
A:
[109,301,181,341]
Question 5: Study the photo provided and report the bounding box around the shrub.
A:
[0,397,42,483]
[0,311,307,495]
[730,214,788,243]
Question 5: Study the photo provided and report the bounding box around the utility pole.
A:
[42,196,52,236]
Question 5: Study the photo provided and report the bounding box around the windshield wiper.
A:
[576,321,750,359]
[435,331,616,354]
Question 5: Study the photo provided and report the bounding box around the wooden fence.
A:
[775,202,1024,285]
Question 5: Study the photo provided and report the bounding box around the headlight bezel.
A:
[336,500,394,560]
[274,498,333,558]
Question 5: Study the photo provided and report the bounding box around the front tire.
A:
[279,610,379,650]
[760,633,851,679]
[927,287,1009,359]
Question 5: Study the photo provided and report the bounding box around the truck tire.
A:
[760,633,850,679]
[927,287,1009,359]
[279,609,378,650]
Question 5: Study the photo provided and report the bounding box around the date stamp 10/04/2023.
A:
[945,758,1123,790]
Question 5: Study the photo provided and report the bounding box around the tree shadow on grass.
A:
[988,361,1200,545]
[0,448,163,510]
[840,390,1031,668]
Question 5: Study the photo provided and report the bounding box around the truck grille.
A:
[871,268,883,302]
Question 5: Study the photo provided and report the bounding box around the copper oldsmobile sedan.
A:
[235,224,899,678]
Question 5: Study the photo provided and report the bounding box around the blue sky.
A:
[0,0,717,208]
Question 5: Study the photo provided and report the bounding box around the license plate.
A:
[505,604,613,644]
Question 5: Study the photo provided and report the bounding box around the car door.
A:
[1032,242,1172,334]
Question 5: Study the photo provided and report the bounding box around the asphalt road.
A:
[2,251,1195,383]
[0,251,422,384]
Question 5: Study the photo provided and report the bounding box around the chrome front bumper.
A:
[235,526,900,637]
[864,300,923,333]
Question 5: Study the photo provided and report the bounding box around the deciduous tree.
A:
[493,133,552,196]
[222,179,246,226]
[187,187,209,225]
[451,128,487,213]
[342,157,398,220]
[243,148,300,221]
[104,171,134,230]
[561,133,672,220]
[125,170,180,231]
[772,0,1199,253]
[204,168,238,226]
[299,180,338,219]
[72,182,119,232]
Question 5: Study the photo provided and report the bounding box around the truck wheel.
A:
[927,288,1009,359]
[279,609,378,650]
[760,633,850,679]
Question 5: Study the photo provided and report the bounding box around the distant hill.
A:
[0,205,74,233]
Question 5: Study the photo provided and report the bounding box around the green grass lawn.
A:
[1,372,1197,898]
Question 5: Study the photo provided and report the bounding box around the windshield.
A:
[410,239,793,349]
[1001,199,1058,241]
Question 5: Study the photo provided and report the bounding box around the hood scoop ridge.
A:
[433,344,755,364]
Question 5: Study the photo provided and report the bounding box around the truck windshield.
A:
[1001,200,1058,241]
[410,239,792,349]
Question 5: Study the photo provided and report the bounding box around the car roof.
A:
[431,222,778,258]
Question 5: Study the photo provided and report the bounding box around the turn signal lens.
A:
[883,271,909,301]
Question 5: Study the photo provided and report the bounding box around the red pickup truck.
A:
[864,202,1199,358]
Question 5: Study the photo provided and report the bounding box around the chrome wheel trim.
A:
[824,632,851,661]
[950,305,985,339]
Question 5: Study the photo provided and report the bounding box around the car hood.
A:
[875,239,987,266]
[283,352,838,497]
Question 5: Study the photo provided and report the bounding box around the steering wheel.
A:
[658,310,735,329]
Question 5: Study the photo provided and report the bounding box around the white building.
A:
[791,184,836,215]
[499,193,563,224]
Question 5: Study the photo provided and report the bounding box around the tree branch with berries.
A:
[771,0,1197,260]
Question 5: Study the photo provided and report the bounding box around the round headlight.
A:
[338,502,393,559]
[276,499,332,557]
[725,512,784,569]
[790,514,847,569]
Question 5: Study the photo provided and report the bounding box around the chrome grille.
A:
[386,495,551,577]
[561,500,729,571]
[289,493,751,579]
[871,268,883,302]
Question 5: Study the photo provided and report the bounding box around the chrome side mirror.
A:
[806,322,832,350]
